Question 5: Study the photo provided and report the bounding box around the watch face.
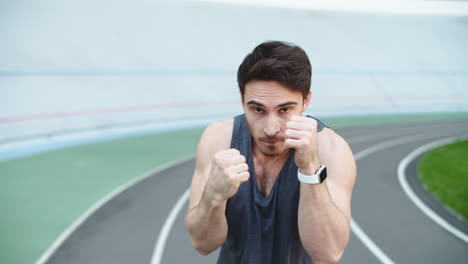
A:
[320,167,327,182]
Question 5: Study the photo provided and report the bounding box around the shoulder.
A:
[196,118,234,165]
[202,118,233,147]
[205,118,234,137]
[317,127,354,165]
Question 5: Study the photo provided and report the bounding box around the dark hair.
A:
[237,41,311,99]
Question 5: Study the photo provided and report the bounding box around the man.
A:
[185,41,356,264]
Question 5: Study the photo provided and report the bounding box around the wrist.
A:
[298,154,322,175]
[299,163,321,175]
[202,189,226,208]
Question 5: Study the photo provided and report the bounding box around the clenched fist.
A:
[285,115,321,175]
[205,149,250,203]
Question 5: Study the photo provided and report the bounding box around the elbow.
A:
[309,248,345,264]
[192,240,216,256]
[186,222,224,256]
[185,222,213,255]
[305,239,347,264]
[189,234,226,256]
[330,249,345,264]
[198,249,212,256]
[310,255,341,264]
[184,210,226,256]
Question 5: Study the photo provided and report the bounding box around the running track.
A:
[42,118,468,263]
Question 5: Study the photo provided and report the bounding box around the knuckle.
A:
[309,120,317,129]
[230,148,240,154]
[239,163,249,172]
[239,154,246,163]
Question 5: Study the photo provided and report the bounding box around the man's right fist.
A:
[206,149,250,203]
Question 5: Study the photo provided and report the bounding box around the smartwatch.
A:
[297,165,327,184]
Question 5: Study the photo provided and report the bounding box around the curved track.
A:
[44,119,468,264]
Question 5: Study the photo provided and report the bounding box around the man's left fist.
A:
[284,115,321,175]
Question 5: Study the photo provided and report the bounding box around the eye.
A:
[253,107,264,113]
[280,107,291,113]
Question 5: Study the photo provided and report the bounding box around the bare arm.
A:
[298,132,356,263]
[184,120,249,255]
[285,117,356,263]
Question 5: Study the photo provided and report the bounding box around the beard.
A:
[255,135,287,156]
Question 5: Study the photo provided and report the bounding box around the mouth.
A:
[262,138,282,146]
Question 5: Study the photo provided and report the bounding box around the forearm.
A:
[185,192,228,255]
[298,183,350,264]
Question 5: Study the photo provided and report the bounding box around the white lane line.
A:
[35,155,195,264]
[151,133,443,264]
[397,136,468,243]
[151,189,191,264]
[350,220,394,264]
[354,134,435,160]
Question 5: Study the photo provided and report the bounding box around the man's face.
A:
[242,80,311,157]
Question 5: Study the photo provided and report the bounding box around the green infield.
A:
[418,139,468,222]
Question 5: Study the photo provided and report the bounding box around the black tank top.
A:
[217,114,328,264]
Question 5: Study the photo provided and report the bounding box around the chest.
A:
[254,160,285,197]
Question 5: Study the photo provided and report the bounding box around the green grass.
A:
[418,139,468,222]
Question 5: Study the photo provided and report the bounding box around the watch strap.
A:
[297,165,327,184]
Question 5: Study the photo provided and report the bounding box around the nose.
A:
[263,114,280,137]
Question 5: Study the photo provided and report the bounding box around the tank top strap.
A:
[230,114,252,156]
[306,115,328,132]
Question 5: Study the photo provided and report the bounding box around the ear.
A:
[302,91,312,112]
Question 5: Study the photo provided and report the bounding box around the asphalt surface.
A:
[46,119,468,264]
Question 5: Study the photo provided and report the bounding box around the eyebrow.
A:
[246,100,265,107]
[246,100,298,108]
[277,101,298,108]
